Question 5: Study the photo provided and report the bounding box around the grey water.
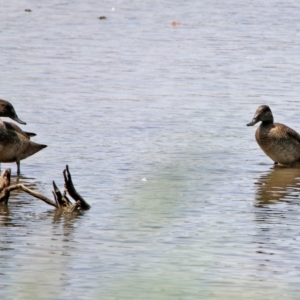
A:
[1,0,300,299]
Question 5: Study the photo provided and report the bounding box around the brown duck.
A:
[247,105,300,166]
[0,99,46,174]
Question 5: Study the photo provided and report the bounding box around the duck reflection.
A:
[255,165,300,207]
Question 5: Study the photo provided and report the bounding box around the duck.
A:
[0,99,46,174]
[0,119,47,174]
[247,105,300,166]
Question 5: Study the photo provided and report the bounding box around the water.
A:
[1,0,300,299]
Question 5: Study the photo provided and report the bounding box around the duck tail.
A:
[27,142,47,157]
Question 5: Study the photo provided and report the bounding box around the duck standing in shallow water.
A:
[0,99,46,174]
[247,105,300,166]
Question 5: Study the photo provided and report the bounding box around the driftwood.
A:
[0,165,90,212]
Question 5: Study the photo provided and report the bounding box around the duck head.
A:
[247,105,274,126]
[0,99,26,125]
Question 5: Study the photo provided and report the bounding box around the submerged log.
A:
[0,165,90,211]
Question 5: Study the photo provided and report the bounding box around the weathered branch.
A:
[0,169,12,204]
[52,180,73,209]
[1,184,57,207]
[19,184,57,207]
[63,165,90,210]
[0,168,11,190]
[0,166,90,211]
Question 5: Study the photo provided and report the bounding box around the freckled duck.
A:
[0,99,46,174]
[247,105,300,166]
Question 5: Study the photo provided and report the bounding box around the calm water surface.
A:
[1,0,300,299]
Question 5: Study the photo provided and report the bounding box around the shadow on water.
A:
[254,165,300,207]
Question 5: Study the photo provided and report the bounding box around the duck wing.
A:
[286,130,300,144]
[3,121,36,139]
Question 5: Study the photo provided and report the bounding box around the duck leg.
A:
[16,160,20,175]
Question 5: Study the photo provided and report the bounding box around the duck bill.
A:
[247,117,259,126]
[11,115,26,125]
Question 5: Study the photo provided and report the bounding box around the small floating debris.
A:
[141,178,147,182]
[99,16,107,20]
[25,9,32,12]
[170,21,182,26]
